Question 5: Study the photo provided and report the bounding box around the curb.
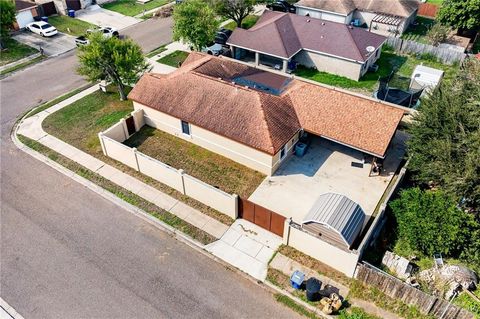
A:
[0,52,42,72]
[0,297,25,319]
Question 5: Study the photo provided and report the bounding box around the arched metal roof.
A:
[302,193,365,247]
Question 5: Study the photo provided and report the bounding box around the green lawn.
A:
[453,291,480,317]
[401,16,435,44]
[124,126,266,198]
[146,44,168,58]
[0,38,38,66]
[157,50,189,67]
[47,15,94,36]
[223,15,260,31]
[294,49,458,94]
[427,0,443,4]
[102,0,170,16]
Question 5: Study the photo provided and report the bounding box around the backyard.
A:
[294,49,459,95]
[102,0,171,16]
[0,39,37,66]
[47,15,94,36]
[401,16,435,44]
[157,50,189,67]
[124,126,266,198]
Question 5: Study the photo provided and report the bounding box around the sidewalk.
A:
[0,53,41,73]
[16,85,228,241]
[147,41,191,73]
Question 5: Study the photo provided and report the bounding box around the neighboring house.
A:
[227,11,386,80]
[34,0,91,15]
[14,0,39,29]
[129,52,404,176]
[294,0,420,37]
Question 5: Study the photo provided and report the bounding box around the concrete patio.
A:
[249,133,407,226]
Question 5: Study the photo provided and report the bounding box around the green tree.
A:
[77,32,149,101]
[214,0,255,28]
[437,0,480,30]
[390,188,472,257]
[407,58,480,209]
[173,0,219,51]
[0,0,16,49]
[425,23,451,46]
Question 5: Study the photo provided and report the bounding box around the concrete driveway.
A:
[76,5,141,30]
[13,32,76,57]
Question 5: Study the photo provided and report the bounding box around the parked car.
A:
[75,26,119,46]
[202,42,225,56]
[266,0,296,13]
[26,21,58,37]
[214,28,233,45]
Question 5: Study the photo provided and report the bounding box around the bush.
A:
[425,23,450,46]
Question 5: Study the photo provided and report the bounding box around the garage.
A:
[15,0,39,29]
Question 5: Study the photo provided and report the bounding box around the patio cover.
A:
[303,193,365,247]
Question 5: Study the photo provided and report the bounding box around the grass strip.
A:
[146,44,168,58]
[17,134,217,245]
[274,294,320,319]
[157,50,189,67]
[0,38,38,66]
[47,15,94,36]
[26,84,93,118]
[0,55,45,76]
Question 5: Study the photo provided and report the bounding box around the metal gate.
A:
[125,116,136,136]
[239,198,285,237]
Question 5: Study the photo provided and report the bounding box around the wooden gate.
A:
[125,116,136,136]
[239,198,285,237]
[39,2,57,16]
[65,0,82,11]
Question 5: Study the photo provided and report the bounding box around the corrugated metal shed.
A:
[302,193,365,247]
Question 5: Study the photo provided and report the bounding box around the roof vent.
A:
[349,25,353,29]
[321,22,325,25]
[366,46,375,54]
[306,19,310,22]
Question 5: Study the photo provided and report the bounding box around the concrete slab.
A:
[234,235,263,258]
[202,219,228,239]
[255,245,274,263]
[249,134,407,226]
[76,5,141,30]
[13,32,76,57]
[220,228,242,246]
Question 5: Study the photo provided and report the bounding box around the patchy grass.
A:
[401,17,435,44]
[278,245,350,286]
[102,0,170,16]
[338,307,382,319]
[48,15,94,36]
[17,134,216,244]
[124,126,266,198]
[26,84,93,118]
[453,291,480,317]
[0,55,45,76]
[274,294,320,319]
[295,49,459,94]
[146,44,168,58]
[156,50,189,67]
[42,89,234,225]
[223,15,259,30]
[0,38,38,66]
[349,281,435,319]
[426,0,442,4]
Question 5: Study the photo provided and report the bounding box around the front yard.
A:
[102,0,171,16]
[124,126,266,198]
[294,49,459,94]
[156,50,189,67]
[48,15,94,37]
[0,38,38,66]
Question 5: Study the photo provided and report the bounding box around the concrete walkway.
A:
[16,85,228,240]
[76,5,141,30]
[206,219,282,281]
[133,1,174,19]
[147,41,190,74]
[0,53,41,73]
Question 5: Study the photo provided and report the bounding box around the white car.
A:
[26,21,58,37]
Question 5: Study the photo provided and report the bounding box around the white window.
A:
[181,120,190,135]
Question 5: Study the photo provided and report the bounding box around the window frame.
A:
[181,120,191,135]
[280,145,287,159]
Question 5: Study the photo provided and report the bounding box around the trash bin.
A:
[306,277,322,301]
[295,142,307,157]
[68,9,75,17]
[41,16,48,22]
[290,270,305,289]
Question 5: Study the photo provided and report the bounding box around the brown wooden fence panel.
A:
[239,198,255,223]
[238,198,285,237]
[40,2,57,16]
[254,205,271,230]
[418,3,439,18]
[270,211,285,237]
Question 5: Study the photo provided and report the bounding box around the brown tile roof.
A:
[295,0,420,18]
[129,54,404,157]
[227,11,386,61]
[15,0,37,11]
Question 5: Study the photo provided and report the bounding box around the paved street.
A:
[0,17,300,319]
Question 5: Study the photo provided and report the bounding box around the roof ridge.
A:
[255,93,279,154]
[344,26,365,61]
[274,14,300,58]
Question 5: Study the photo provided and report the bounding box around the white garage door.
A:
[16,11,34,29]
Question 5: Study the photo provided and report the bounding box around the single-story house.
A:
[294,0,420,37]
[227,11,386,80]
[14,0,39,29]
[128,52,405,176]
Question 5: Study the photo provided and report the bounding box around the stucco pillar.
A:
[255,52,260,66]
[282,59,288,72]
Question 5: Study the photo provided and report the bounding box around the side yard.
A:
[102,0,171,16]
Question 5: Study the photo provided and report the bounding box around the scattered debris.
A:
[419,265,478,298]
[382,251,414,279]
[320,293,342,314]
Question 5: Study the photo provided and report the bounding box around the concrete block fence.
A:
[98,110,238,220]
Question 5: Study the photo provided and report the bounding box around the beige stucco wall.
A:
[102,137,138,169]
[271,133,300,171]
[103,120,128,142]
[134,102,279,175]
[136,152,185,193]
[286,224,360,277]
[294,51,363,80]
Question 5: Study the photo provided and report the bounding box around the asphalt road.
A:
[0,18,300,319]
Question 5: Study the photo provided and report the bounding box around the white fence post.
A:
[178,169,186,195]
[98,132,107,156]
[133,147,140,171]
[120,118,128,141]
[283,218,291,245]
[233,194,239,219]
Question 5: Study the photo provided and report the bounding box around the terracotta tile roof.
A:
[227,11,386,62]
[295,0,420,18]
[129,54,404,157]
